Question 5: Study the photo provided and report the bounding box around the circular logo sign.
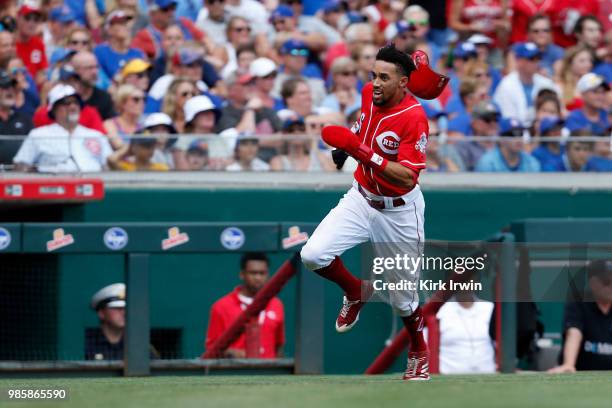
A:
[0,227,11,251]
[104,227,129,250]
[220,227,245,250]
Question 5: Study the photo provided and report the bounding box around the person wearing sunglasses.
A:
[493,42,557,127]
[94,10,145,83]
[0,70,33,165]
[475,117,540,172]
[454,101,500,171]
[14,84,112,173]
[132,0,207,62]
[274,39,326,107]
[321,56,361,116]
[15,3,48,89]
[548,260,612,373]
[44,5,78,63]
[103,84,146,148]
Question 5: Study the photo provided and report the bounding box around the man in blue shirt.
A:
[524,14,564,77]
[566,73,610,136]
[475,118,541,172]
[94,10,145,81]
[447,79,489,137]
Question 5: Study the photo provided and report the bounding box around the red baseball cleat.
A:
[335,281,373,333]
[403,351,430,381]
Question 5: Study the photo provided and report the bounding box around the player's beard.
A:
[372,88,387,106]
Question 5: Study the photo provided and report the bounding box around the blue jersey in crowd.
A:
[565,109,610,136]
[93,44,145,81]
[475,146,541,172]
[531,144,564,169]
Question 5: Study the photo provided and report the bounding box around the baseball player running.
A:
[301,44,448,381]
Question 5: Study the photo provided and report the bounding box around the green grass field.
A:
[2,373,611,408]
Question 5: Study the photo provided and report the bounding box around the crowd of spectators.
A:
[0,0,610,173]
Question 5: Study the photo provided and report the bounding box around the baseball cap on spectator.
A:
[184,95,220,124]
[564,115,593,134]
[187,139,209,155]
[513,42,542,59]
[322,0,343,14]
[467,33,493,46]
[49,5,75,23]
[539,117,564,135]
[280,39,309,57]
[143,112,176,133]
[172,47,204,66]
[121,58,151,78]
[249,58,277,78]
[270,5,294,22]
[0,70,17,88]
[51,49,77,66]
[59,64,80,81]
[150,0,178,10]
[236,132,259,144]
[104,9,131,31]
[453,42,477,60]
[384,20,410,41]
[422,103,446,119]
[576,73,610,94]
[91,283,126,310]
[499,117,524,136]
[282,117,305,132]
[472,101,499,121]
[47,84,83,116]
[18,1,42,17]
[345,11,368,24]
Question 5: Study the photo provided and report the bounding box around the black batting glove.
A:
[331,149,349,170]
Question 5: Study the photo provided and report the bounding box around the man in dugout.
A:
[205,252,285,359]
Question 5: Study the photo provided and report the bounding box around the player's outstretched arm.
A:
[322,125,416,189]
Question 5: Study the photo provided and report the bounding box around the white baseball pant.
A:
[301,181,425,316]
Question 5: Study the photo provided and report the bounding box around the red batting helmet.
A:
[406,50,449,100]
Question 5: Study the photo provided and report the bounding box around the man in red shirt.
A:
[205,252,285,359]
[300,44,448,380]
[15,2,47,88]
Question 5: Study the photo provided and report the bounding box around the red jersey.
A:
[33,105,106,134]
[549,0,599,47]
[205,287,285,359]
[448,0,504,46]
[352,83,429,197]
[16,36,48,78]
[510,0,555,44]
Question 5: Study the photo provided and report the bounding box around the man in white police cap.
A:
[13,84,112,173]
[85,283,127,360]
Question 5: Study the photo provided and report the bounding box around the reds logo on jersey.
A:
[415,132,427,153]
[375,131,400,155]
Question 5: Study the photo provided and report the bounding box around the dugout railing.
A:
[0,222,323,377]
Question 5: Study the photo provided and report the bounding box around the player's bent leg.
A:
[300,187,374,332]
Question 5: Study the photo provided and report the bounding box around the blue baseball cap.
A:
[453,42,477,59]
[172,47,204,66]
[280,39,309,57]
[270,5,294,22]
[59,64,80,81]
[421,102,446,120]
[346,11,367,24]
[322,0,342,14]
[539,117,564,135]
[152,0,178,10]
[384,20,410,41]
[513,42,542,59]
[564,114,590,133]
[499,117,524,136]
[49,5,75,23]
